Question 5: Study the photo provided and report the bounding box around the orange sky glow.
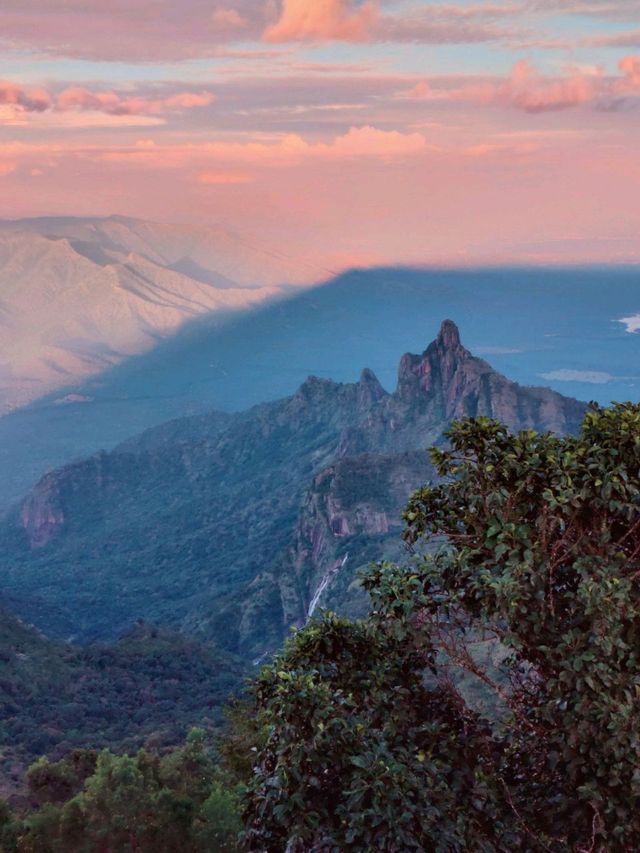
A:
[1,0,640,270]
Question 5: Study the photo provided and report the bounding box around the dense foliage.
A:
[0,730,242,852]
[241,403,640,851]
[0,617,244,773]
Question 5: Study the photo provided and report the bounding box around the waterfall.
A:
[307,552,349,620]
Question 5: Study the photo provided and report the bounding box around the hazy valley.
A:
[1,321,584,655]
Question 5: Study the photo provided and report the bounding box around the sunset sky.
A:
[1,0,640,269]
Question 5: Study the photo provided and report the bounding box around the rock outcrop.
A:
[287,451,435,621]
[20,475,65,549]
[392,319,585,436]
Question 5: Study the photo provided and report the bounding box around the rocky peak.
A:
[392,320,585,433]
[357,368,387,410]
[436,319,461,350]
[292,375,339,405]
[395,320,475,411]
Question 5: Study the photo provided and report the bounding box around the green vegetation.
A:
[239,403,640,850]
[0,730,242,852]
[0,616,244,773]
[0,320,585,663]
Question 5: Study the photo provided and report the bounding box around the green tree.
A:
[67,751,162,850]
[193,785,243,852]
[242,403,640,851]
[9,732,242,852]
[241,610,514,849]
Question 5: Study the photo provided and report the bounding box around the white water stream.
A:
[307,552,349,620]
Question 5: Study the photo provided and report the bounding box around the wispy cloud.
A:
[539,368,615,383]
[586,29,640,49]
[528,0,640,23]
[474,345,524,354]
[197,171,253,184]
[97,125,429,169]
[398,56,640,112]
[0,0,267,61]
[0,81,215,126]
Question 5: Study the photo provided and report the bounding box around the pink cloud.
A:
[0,161,17,177]
[0,0,268,60]
[0,82,215,122]
[210,8,250,33]
[464,141,540,156]
[264,0,377,43]
[373,4,519,44]
[26,112,165,128]
[0,80,51,112]
[407,58,640,113]
[587,29,640,49]
[497,60,599,112]
[0,0,524,57]
[405,81,432,99]
[55,87,215,115]
[326,125,427,157]
[96,126,428,171]
[530,0,640,22]
[618,55,640,88]
[263,0,521,44]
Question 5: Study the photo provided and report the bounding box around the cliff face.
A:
[287,451,435,621]
[20,476,65,550]
[2,321,587,657]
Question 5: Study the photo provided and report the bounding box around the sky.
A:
[1,0,640,269]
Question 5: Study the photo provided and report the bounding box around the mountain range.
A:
[0,215,323,414]
[0,322,586,663]
[0,261,638,515]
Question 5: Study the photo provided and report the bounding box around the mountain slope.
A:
[0,215,322,413]
[0,265,637,514]
[0,322,586,658]
[0,608,244,781]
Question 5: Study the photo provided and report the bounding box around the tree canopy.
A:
[241,403,640,851]
[0,731,242,852]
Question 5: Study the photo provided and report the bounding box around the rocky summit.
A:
[0,321,586,660]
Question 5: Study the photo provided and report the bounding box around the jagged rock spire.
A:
[436,319,461,349]
[357,367,387,409]
[396,319,469,400]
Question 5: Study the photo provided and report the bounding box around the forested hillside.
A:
[0,611,243,789]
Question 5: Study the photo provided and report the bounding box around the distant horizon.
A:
[3,211,640,273]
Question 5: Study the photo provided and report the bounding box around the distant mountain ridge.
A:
[0,215,322,413]
[0,322,586,659]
